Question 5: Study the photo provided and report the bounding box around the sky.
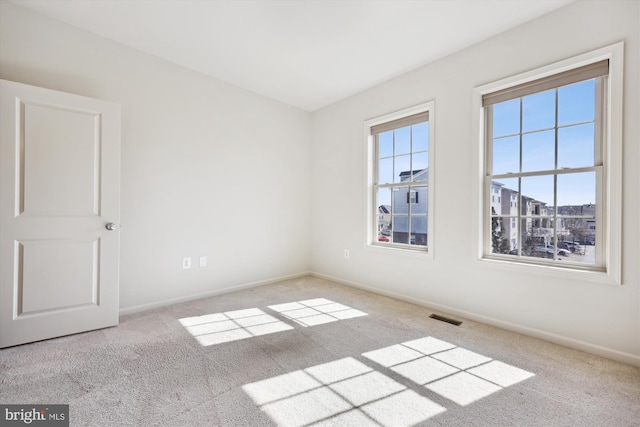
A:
[491,79,597,207]
[377,122,428,186]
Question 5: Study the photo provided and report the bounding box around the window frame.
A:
[365,101,435,257]
[472,43,623,285]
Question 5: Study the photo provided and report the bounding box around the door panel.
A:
[19,239,99,314]
[22,101,100,216]
[0,79,121,348]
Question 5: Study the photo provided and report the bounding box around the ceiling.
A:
[12,0,574,111]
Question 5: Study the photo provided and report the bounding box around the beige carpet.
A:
[1,276,639,426]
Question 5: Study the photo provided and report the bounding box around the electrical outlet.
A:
[199,256,207,267]
[182,257,191,269]
[344,249,350,260]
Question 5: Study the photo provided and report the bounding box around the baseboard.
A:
[311,271,640,368]
[119,271,311,316]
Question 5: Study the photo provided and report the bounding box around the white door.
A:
[0,80,121,348]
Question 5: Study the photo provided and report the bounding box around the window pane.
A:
[557,217,595,263]
[393,187,409,214]
[410,216,427,246]
[520,218,535,257]
[412,152,428,181]
[412,122,429,152]
[493,99,520,137]
[521,175,553,212]
[492,135,520,175]
[411,186,427,214]
[557,213,595,264]
[520,218,551,259]
[490,181,501,216]
[507,217,519,254]
[393,215,409,244]
[378,157,393,185]
[557,171,596,206]
[491,178,519,216]
[394,155,411,183]
[558,123,595,169]
[379,131,393,158]
[522,130,555,172]
[558,79,595,126]
[584,220,596,248]
[490,216,512,255]
[522,89,555,132]
[394,126,411,155]
[556,172,596,264]
[377,188,391,210]
[376,188,392,239]
[532,215,554,242]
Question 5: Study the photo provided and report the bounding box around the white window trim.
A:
[472,42,623,285]
[364,101,435,259]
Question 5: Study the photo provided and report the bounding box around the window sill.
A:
[365,242,433,260]
[476,255,620,286]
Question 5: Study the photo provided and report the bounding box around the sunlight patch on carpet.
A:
[268,299,367,327]
[179,308,293,346]
[243,337,535,426]
[363,336,535,407]
[243,357,445,427]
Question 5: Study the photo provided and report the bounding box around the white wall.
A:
[311,0,640,365]
[0,3,312,311]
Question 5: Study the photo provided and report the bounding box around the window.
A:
[409,190,419,204]
[366,102,434,252]
[475,43,623,283]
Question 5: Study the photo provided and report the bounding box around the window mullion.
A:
[486,107,494,176]
[594,76,605,267]
[492,166,597,180]
[392,131,396,184]
[408,185,412,243]
[408,127,413,242]
[553,88,559,260]
[374,134,380,240]
[485,106,494,255]
[595,167,604,267]
[485,175,493,255]
[517,98,523,256]
[594,76,605,166]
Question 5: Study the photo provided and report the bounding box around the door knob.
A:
[105,223,119,231]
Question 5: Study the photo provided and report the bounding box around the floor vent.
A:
[429,314,462,326]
